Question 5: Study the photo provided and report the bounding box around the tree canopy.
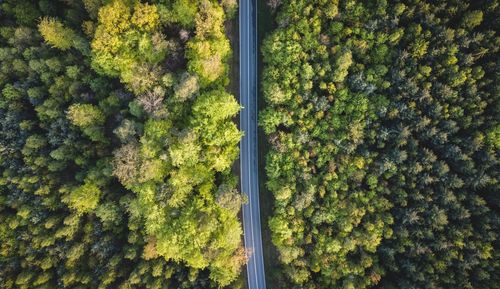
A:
[0,0,244,288]
[261,1,499,288]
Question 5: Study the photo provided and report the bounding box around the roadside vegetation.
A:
[261,1,499,288]
[0,0,245,288]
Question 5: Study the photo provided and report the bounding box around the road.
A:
[239,0,267,289]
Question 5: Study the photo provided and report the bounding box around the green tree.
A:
[112,142,141,188]
[174,73,199,101]
[461,10,483,28]
[38,17,77,50]
[67,103,105,127]
[170,0,199,28]
[63,182,102,214]
[91,0,168,92]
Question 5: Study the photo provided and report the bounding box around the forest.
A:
[0,0,245,289]
[1,0,499,289]
[261,0,499,289]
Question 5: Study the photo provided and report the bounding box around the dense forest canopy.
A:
[261,0,499,288]
[1,0,499,288]
[0,0,244,288]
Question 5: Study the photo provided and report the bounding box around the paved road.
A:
[239,0,267,289]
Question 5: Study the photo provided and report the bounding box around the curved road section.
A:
[239,0,267,289]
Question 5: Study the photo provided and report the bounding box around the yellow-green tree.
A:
[91,0,168,93]
[38,17,77,50]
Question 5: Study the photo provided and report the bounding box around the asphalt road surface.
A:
[239,0,267,288]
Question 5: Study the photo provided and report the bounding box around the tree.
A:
[174,73,199,102]
[138,86,166,117]
[67,103,105,127]
[332,50,352,82]
[113,119,139,143]
[112,142,141,188]
[191,90,240,123]
[67,103,106,142]
[169,0,199,28]
[169,130,201,167]
[461,10,483,29]
[91,0,168,91]
[187,38,230,86]
[221,0,238,18]
[38,17,77,50]
[186,1,230,87]
[63,182,102,214]
[216,184,246,215]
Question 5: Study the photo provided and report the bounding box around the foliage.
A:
[262,1,500,289]
[38,17,77,50]
[63,182,102,214]
[0,0,243,288]
[67,103,105,127]
[186,0,231,87]
[91,0,168,93]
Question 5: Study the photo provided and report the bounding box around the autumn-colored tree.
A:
[38,17,77,50]
[1,0,242,288]
[63,182,102,214]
